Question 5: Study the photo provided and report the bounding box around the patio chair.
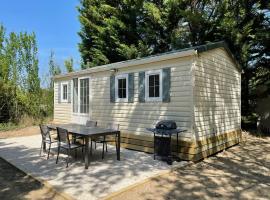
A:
[85,120,98,155]
[39,124,57,160]
[73,120,98,145]
[93,123,119,159]
[86,120,97,127]
[56,127,85,168]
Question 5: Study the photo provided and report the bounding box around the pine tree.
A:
[78,0,269,116]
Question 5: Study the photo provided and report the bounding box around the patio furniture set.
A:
[39,121,120,169]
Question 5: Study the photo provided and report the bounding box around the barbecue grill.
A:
[146,120,186,165]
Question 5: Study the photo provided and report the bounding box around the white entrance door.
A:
[71,77,91,124]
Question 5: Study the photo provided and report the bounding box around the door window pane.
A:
[62,84,68,100]
[73,79,78,113]
[79,78,89,113]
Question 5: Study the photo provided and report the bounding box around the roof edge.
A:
[195,41,242,71]
[54,41,241,80]
[53,49,196,80]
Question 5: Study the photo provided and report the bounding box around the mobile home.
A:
[53,41,241,161]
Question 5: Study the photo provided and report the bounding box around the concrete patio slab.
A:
[0,135,185,200]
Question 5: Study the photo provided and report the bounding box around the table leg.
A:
[43,142,46,153]
[72,134,76,144]
[117,132,120,161]
[153,132,156,160]
[168,135,172,165]
[175,132,181,161]
[176,133,179,156]
[84,137,89,169]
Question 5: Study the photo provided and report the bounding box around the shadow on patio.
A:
[0,134,171,200]
[110,134,270,200]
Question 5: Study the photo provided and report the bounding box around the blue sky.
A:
[0,0,81,85]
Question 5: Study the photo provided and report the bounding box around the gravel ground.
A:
[109,132,270,200]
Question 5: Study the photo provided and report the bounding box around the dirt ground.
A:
[109,132,270,200]
[1,128,270,200]
[0,157,67,200]
[0,126,39,139]
[0,126,67,200]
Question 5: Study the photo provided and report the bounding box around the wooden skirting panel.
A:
[109,129,242,161]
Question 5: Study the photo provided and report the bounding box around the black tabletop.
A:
[48,123,119,137]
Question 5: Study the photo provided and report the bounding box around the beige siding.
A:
[54,56,194,140]
[91,57,194,140]
[193,48,241,140]
[53,80,72,123]
[53,47,242,160]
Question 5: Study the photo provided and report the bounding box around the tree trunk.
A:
[241,69,250,116]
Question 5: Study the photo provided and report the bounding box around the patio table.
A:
[47,123,121,169]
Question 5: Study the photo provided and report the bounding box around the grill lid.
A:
[155,120,177,130]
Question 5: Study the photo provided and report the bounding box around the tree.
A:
[0,24,42,122]
[78,0,153,68]
[48,51,61,88]
[43,50,62,118]
[78,0,269,116]
[0,25,7,81]
[64,57,74,72]
[19,32,40,93]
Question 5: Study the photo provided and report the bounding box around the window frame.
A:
[115,74,129,102]
[145,69,162,102]
[72,77,90,116]
[61,81,68,103]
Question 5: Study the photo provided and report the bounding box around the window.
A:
[145,70,162,101]
[80,78,89,113]
[118,78,127,98]
[73,78,89,114]
[61,82,68,102]
[73,79,78,113]
[149,74,159,97]
[115,74,128,102]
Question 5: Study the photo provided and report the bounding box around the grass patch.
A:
[0,122,24,132]
[0,116,52,132]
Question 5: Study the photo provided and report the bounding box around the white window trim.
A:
[61,81,68,103]
[72,76,91,116]
[145,69,162,102]
[115,74,129,102]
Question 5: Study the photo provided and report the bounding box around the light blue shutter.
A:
[138,71,145,102]
[68,81,71,103]
[58,82,61,103]
[162,68,171,102]
[110,75,115,102]
[128,73,134,103]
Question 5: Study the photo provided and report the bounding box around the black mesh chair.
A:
[73,120,98,145]
[39,124,57,159]
[94,123,119,159]
[56,127,84,168]
[86,120,97,127]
